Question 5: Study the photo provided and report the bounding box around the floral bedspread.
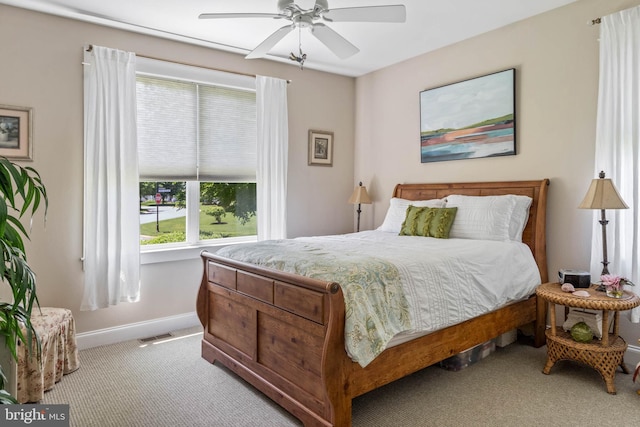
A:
[216,238,412,367]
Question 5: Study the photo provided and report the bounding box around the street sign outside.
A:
[155,193,162,204]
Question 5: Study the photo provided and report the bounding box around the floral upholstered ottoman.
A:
[17,307,80,403]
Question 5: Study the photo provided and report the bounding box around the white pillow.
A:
[508,195,533,242]
[445,195,517,241]
[377,197,445,233]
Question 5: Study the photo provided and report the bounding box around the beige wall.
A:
[355,0,640,350]
[0,5,355,334]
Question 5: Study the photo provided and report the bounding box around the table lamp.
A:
[348,182,371,232]
[578,171,628,275]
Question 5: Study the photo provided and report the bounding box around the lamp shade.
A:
[348,183,371,205]
[578,171,628,210]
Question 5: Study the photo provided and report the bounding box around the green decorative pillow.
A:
[428,207,457,238]
[399,205,433,236]
[399,206,457,239]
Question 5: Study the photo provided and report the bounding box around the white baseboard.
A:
[75,312,200,350]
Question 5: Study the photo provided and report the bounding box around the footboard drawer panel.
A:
[208,262,237,290]
[209,292,256,358]
[237,271,274,304]
[258,312,324,401]
[274,281,325,324]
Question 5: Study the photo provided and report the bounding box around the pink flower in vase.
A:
[601,274,622,291]
[600,274,635,298]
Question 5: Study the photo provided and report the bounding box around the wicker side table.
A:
[536,282,640,394]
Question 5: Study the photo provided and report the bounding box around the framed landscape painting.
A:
[419,69,515,163]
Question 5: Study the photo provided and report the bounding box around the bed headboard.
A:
[393,179,550,282]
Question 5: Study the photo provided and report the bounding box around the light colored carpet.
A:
[41,328,640,426]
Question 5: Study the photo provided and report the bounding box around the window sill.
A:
[140,236,257,264]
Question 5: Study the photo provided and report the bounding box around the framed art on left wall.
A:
[308,130,333,166]
[0,105,33,161]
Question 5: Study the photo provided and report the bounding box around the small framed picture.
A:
[308,130,333,166]
[0,104,33,161]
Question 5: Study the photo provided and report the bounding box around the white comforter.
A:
[311,230,541,336]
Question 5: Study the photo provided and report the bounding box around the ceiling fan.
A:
[199,0,406,61]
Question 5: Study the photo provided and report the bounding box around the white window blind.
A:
[199,85,257,181]
[136,58,256,182]
[137,77,198,180]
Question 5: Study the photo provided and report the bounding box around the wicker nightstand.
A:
[536,282,640,394]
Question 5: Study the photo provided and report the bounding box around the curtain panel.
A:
[82,45,141,311]
[256,76,289,240]
[592,6,640,321]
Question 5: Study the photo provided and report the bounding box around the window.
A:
[136,58,257,252]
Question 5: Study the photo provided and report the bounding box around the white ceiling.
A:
[3,0,577,76]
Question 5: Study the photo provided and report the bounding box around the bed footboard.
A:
[197,251,351,427]
[197,251,546,427]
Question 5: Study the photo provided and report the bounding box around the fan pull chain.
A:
[289,25,306,70]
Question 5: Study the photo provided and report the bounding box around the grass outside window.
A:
[140,205,257,245]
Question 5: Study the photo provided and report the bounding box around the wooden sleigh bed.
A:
[196,179,550,426]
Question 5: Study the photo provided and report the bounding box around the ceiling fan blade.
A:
[311,23,359,59]
[199,13,286,20]
[245,25,294,59]
[323,5,406,23]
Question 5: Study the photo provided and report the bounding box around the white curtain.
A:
[256,76,289,240]
[82,45,140,311]
[591,6,640,322]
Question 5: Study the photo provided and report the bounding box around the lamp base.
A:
[599,210,610,277]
